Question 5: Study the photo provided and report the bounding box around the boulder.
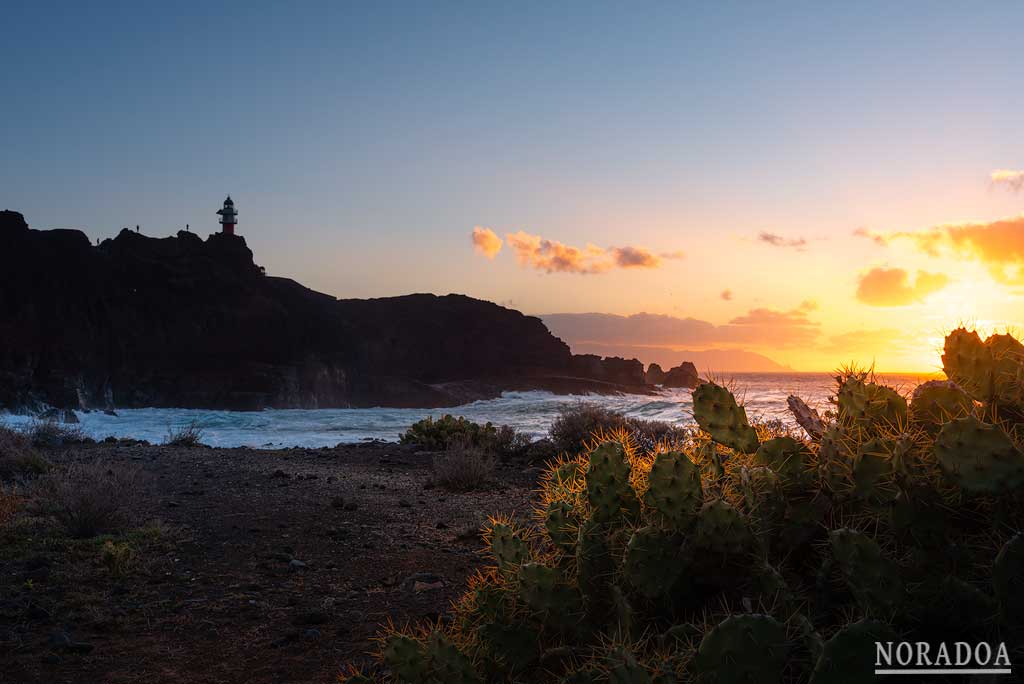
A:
[645,363,667,385]
[662,362,700,388]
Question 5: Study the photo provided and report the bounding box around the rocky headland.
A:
[0,211,698,414]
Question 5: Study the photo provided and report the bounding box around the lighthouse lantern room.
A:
[216,196,238,235]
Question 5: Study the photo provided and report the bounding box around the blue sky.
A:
[3,2,1023,369]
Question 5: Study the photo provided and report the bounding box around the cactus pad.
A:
[586,441,641,523]
[694,500,752,555]
[425,631,480,684]
[754,436,813,486]
[692,382,760,454]
[908,380,974,433]
[623,526,683,598]
[695,614,788,684]
[518,562,584,627]
[829,528,903,613]
[837,377,907,429]
[643,450,702,527]
[934,416,1024,493]
[382,634,429,683]
[544,501,577,551]
[810,619,896,684]
[942,328,994,401]
[488,523,530,570]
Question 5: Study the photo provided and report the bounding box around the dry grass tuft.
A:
[0,423,49,478]
[431,439,495,491]
[22,419,87,447]
[164,421,204,447]
[34,460,142,538]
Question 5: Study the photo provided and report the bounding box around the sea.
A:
[1,372,937,449]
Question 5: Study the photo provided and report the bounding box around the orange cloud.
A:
[858,214,1024,285]
[471,226,503,259]
[721,306,820,347]
[991,169,1024,191]
[856,267,950,306]
[501,231,673,274]
[720,289,733,301]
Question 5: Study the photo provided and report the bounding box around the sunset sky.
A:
[4,2,1024,372]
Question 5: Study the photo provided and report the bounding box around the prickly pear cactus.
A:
[934,416,1024,493]
[692,382,760,454]
[623,526,683,598]
[426,631,480,684]
[837,377,907,429]
[586,441,641,522]
[987,332,1024,406]
[698,441,725,480]
[518,563,583,627]
[994,534,1024,625]
[382,634,430,683]
[817,425,851,489]
[694,500,752,555]
[488,523,530,570]
[852,438,893,498]
[740,466,784,519]
[810,619,896,684]
[608,648,653,684]
[908,380,973,433]
[643,451,702,527]
[694,614,788,684]
[576,517,613,598]
[544,501,577,551]
[829,528,903,613]
[754,436,813,486]
[942,327,994,401]
[479,620,538,672]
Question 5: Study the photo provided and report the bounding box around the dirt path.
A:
[0,441,537,683]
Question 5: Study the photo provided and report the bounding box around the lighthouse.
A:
[216,196,238,235]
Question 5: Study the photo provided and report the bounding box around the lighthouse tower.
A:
[216,196,238,235]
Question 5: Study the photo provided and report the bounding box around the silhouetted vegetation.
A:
[34,460,141,538]
[431,438,497,491]
[164,421,204,447]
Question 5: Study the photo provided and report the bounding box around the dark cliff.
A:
[0,211,654,411]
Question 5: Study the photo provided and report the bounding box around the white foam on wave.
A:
[1,373,931,449]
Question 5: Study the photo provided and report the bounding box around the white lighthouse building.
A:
[216,196,238,235]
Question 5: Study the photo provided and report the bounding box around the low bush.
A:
[548,402,688,456]
[401,414,493,450]
[164,421,204,447]
[0,423,49,478]
[401,415,530,460]
[100,539,138,576]
[34,461,141,538]
[431,439,496,491]
[22,419,87,447]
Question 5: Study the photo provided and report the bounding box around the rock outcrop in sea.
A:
[0,211,675,412]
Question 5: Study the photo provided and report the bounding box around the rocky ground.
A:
[0,441,538,683]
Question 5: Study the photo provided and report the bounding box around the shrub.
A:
[0,423,49,478]
[401,414,495,450]
[431,439,495,491]
[34,461,141,538]
[100,539,138,576]
[164,421,204,447]
[548,402,687,456]
[22,419,86,447]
